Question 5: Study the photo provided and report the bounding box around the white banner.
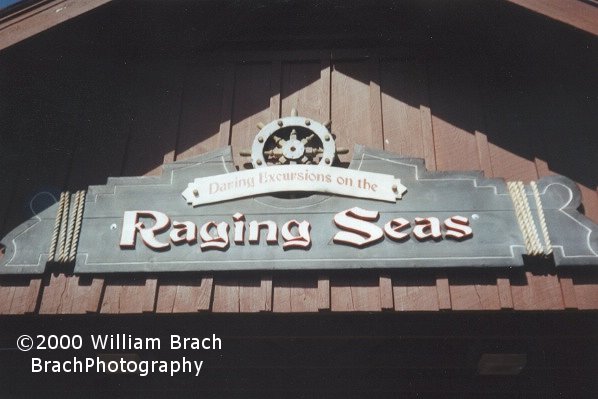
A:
[182,165,406,207]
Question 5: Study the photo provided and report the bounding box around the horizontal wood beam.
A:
[507,0,598,36]
[0,0,112,51]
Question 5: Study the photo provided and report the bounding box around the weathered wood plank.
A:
[475,131,493,178]
[280,61,326,121]
[99,277,157,314]
[317,275,330,311]
[230,62,273,169]
[175,63,229,160]
[155,283,177,313]
[393,273,439,311]
[70,276,104,313]
[428,61,481,172]
[496,274,515,310]
[1,50,79,312]
[156,277,214,313]
[436,274,452,310]
[7,278,39,314]
[331,60,383,163]
[330,58,383,312]
[507,0,598,36]
[428,58,503,311]
[155,62,230,313]
[120,62,184,177]
[5,155,70,315]
[39,58,131,315]
[449,273,502,311]
[100,61,185,314]
[273,274,320,312]
[331,275,382,312]
[379,274,394,310]
[558,273,579,310]
[212,276,239,313]
[218,63,235,147]
[318,57,332,311]
[0,283,16,314]
[227,61,277,313]
[0,0,113,51]
[380,59,428,158]
[479,56,565,311]
[278,59,331,312]
[239,275,272,312]
[573,272,598,310]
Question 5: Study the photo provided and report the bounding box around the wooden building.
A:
[0,1,597,397]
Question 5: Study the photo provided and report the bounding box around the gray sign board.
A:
[1,145,596,274]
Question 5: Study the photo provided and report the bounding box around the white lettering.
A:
[333,207,383,247]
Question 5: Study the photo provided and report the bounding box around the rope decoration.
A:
[530,181,553,255]
[507,181,546,256]
[48,192,66,262]
[57,191,71,262]
[49,190,86,264]
[68,190,86,262]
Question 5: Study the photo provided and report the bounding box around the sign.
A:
[0,145,597,274]
[182,165,407,206]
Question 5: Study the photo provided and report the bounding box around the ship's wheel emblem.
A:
[239,109,348,168]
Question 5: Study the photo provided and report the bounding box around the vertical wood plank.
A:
[493,144,563,310]
[280,61,326,121]
[212,280,239,313]
[428,60,481,172]
[475,131,494,178]
[155,283,177,313]
[331,275,382,312]
[155,61,231,313]
[2,52,77,312]
[420,104,437,171]
[428,57,502,311]
[318,57,332,311]
[369,59,384,149]
[480,56,564,310]
[5,278,38,314]
[71,277,104,314]
[497,275,515,309]
[227,60,281,312]
[0,283,16,315]
[273,274,319,313]
[218,63,235,148]
[171,276,214,313]
[449,273,502,311]
[11,155,71,315]
[380,58,428,158]
[436,274,452,310]
[40,58,132,315]
[331,59,381,163]
[559,274,579,310]
[213,61,273,313]
[573,272,598,310]
[229,62,273,169]
[175,63,229,160]
[393,273,440,311]
[534,158,580,309]
[239,275,272,312]
[330,57,383,312]
[100,60,185,314]
[379,274,394,310]
[277,59,331,312]
[317,275,330,311]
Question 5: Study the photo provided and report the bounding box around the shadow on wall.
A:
[0,0,596,240]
